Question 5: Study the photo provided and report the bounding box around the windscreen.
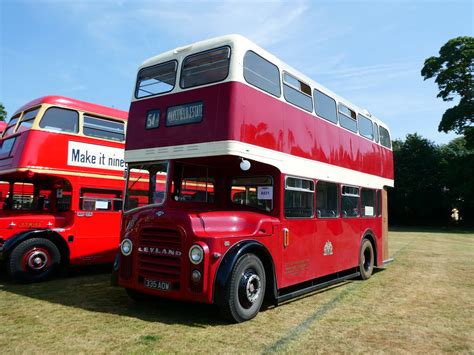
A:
[125,162,168,211]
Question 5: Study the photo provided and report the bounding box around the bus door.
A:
[72,187,122,263]
[280,177,317,288]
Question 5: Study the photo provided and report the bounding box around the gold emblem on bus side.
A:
[324,240,333,256]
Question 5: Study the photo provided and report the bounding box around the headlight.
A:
[120,239,133,256]
[189,244,204,264]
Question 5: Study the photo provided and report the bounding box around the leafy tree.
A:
[421,36,474,148]
[0,103,6,122]
[388,134,449,225]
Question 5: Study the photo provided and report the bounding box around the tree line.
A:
[388,134,474,226]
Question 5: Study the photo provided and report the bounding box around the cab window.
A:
[231,176,273,211]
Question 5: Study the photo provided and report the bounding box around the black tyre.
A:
[359,238,374,280]
[8,238,61,283]
[220,253,266,323]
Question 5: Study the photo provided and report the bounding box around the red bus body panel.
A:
[126,82,393,181]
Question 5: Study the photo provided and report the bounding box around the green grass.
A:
[0,230,472,353]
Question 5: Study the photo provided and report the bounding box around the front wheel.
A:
[359,239,374,280]
[220,253,266,323]
[8,238,61,283]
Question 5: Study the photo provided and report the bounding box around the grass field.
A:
[0,230,473,353]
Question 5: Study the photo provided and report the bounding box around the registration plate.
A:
[144,279,171,291]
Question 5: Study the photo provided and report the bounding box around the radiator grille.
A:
[137,227,183,289]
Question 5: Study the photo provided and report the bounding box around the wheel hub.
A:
[238,270,262,308]
[245,274,261,303]
[27,250,49,270]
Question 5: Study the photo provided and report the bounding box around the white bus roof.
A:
[138,34,389,131]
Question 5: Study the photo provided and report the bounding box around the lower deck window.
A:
[284,177,314,218]
[361,188,375,217]
[231,176,273,212]
[316,181,339,218]
[342,185,360,218]
[80,188,123,211]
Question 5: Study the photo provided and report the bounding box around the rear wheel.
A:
[8,238,61,283]
[359,238,374,280]
[220,253,266,323]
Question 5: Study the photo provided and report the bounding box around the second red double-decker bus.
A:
[117,35,394,322]
[0,96,127,282]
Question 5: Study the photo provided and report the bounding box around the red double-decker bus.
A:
[0,96,127,282]
[117,35,394,322]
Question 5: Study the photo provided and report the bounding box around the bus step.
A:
[382,258,394,266]
[276,271,360,304]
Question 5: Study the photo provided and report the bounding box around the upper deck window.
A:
[17,107,41,133]
[379,126,392,149]
[314,89,338,124]
[39,107,79,133]
[180,46,230,89]
[135,60,177,99]
[4,114,20,136]
[373,122,380,143]
[83,115,125,142]
[358,114,374,140]
[243,51,281,97]
[338,104,357,133]
[283,72,313,112]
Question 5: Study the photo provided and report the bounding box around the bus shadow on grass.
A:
[0,265,384,327]
[0,266,225,327]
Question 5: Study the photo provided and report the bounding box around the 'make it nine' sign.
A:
[67,141,124,171]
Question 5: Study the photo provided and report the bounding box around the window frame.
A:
[179,46,231,90]
[134,60,178,99]
[230,175,274,212]
[39,106,79,134]
[341,185,360,218]
[243,50,281,98]
[316,180,340,218]
[373,122,380,143]
[358,114,374,141]
[124,161,169,213]
[282,71,313,113]
[379,125,392,149]
[4,113,22,136]
[79,187,123,212]
[338,104,358,133]
[360,188,376,218]
[284,175,315,219]
[314,89,338,124]
[83,114,125,142]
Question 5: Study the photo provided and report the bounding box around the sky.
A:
[1,0,472,144]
